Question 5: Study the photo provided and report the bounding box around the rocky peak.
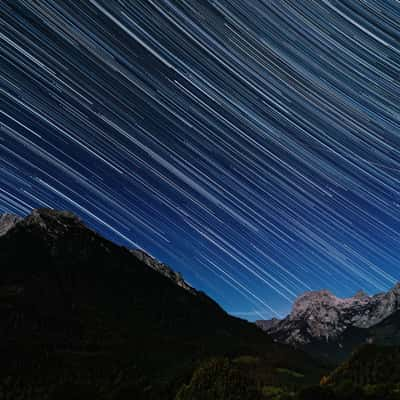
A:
[257,283,400,345]
[131,249,196,295]
[353,290,368,299]
[390,282,400,295]
[25,208,82,225]
[291,289,372,317]
[292,290,339,313]
[0,213,22,236]
[19,208,87,238]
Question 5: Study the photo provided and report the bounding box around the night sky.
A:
[1,1,400,320]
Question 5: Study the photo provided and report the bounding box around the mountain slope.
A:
[292,345,400,400]
[0,208,325,399]
[323,344,400,386]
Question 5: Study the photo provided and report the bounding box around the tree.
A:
[297,385,336,400]
[175,358,262,400]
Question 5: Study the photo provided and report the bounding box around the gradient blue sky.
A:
[1,1,400,320]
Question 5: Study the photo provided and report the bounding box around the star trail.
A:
[1,0,400,320]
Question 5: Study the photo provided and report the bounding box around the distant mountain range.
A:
[257,284,400,361]
[0,208,325,400]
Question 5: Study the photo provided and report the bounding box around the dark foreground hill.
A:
[324,344,400,387]
[0,208,325,399]
[299,344,400,400]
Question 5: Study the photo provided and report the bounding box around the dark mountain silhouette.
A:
[0,208,325,399]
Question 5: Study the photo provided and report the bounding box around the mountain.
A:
[0,213,22,236]
[130,249,196,294]
[256,285,400,361]
[313,308,400,362]
[256,317,281,332]
[0,208,325,399]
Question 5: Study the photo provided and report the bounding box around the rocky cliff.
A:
[257,284,400,346]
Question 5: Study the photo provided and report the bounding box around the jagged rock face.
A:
[21,208,86,236]
[0,213,22,236]
[257,284,400,345]
[131,249,196,294]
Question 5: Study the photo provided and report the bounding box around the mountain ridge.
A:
[130,249,196,294]
[0,208,197,295]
